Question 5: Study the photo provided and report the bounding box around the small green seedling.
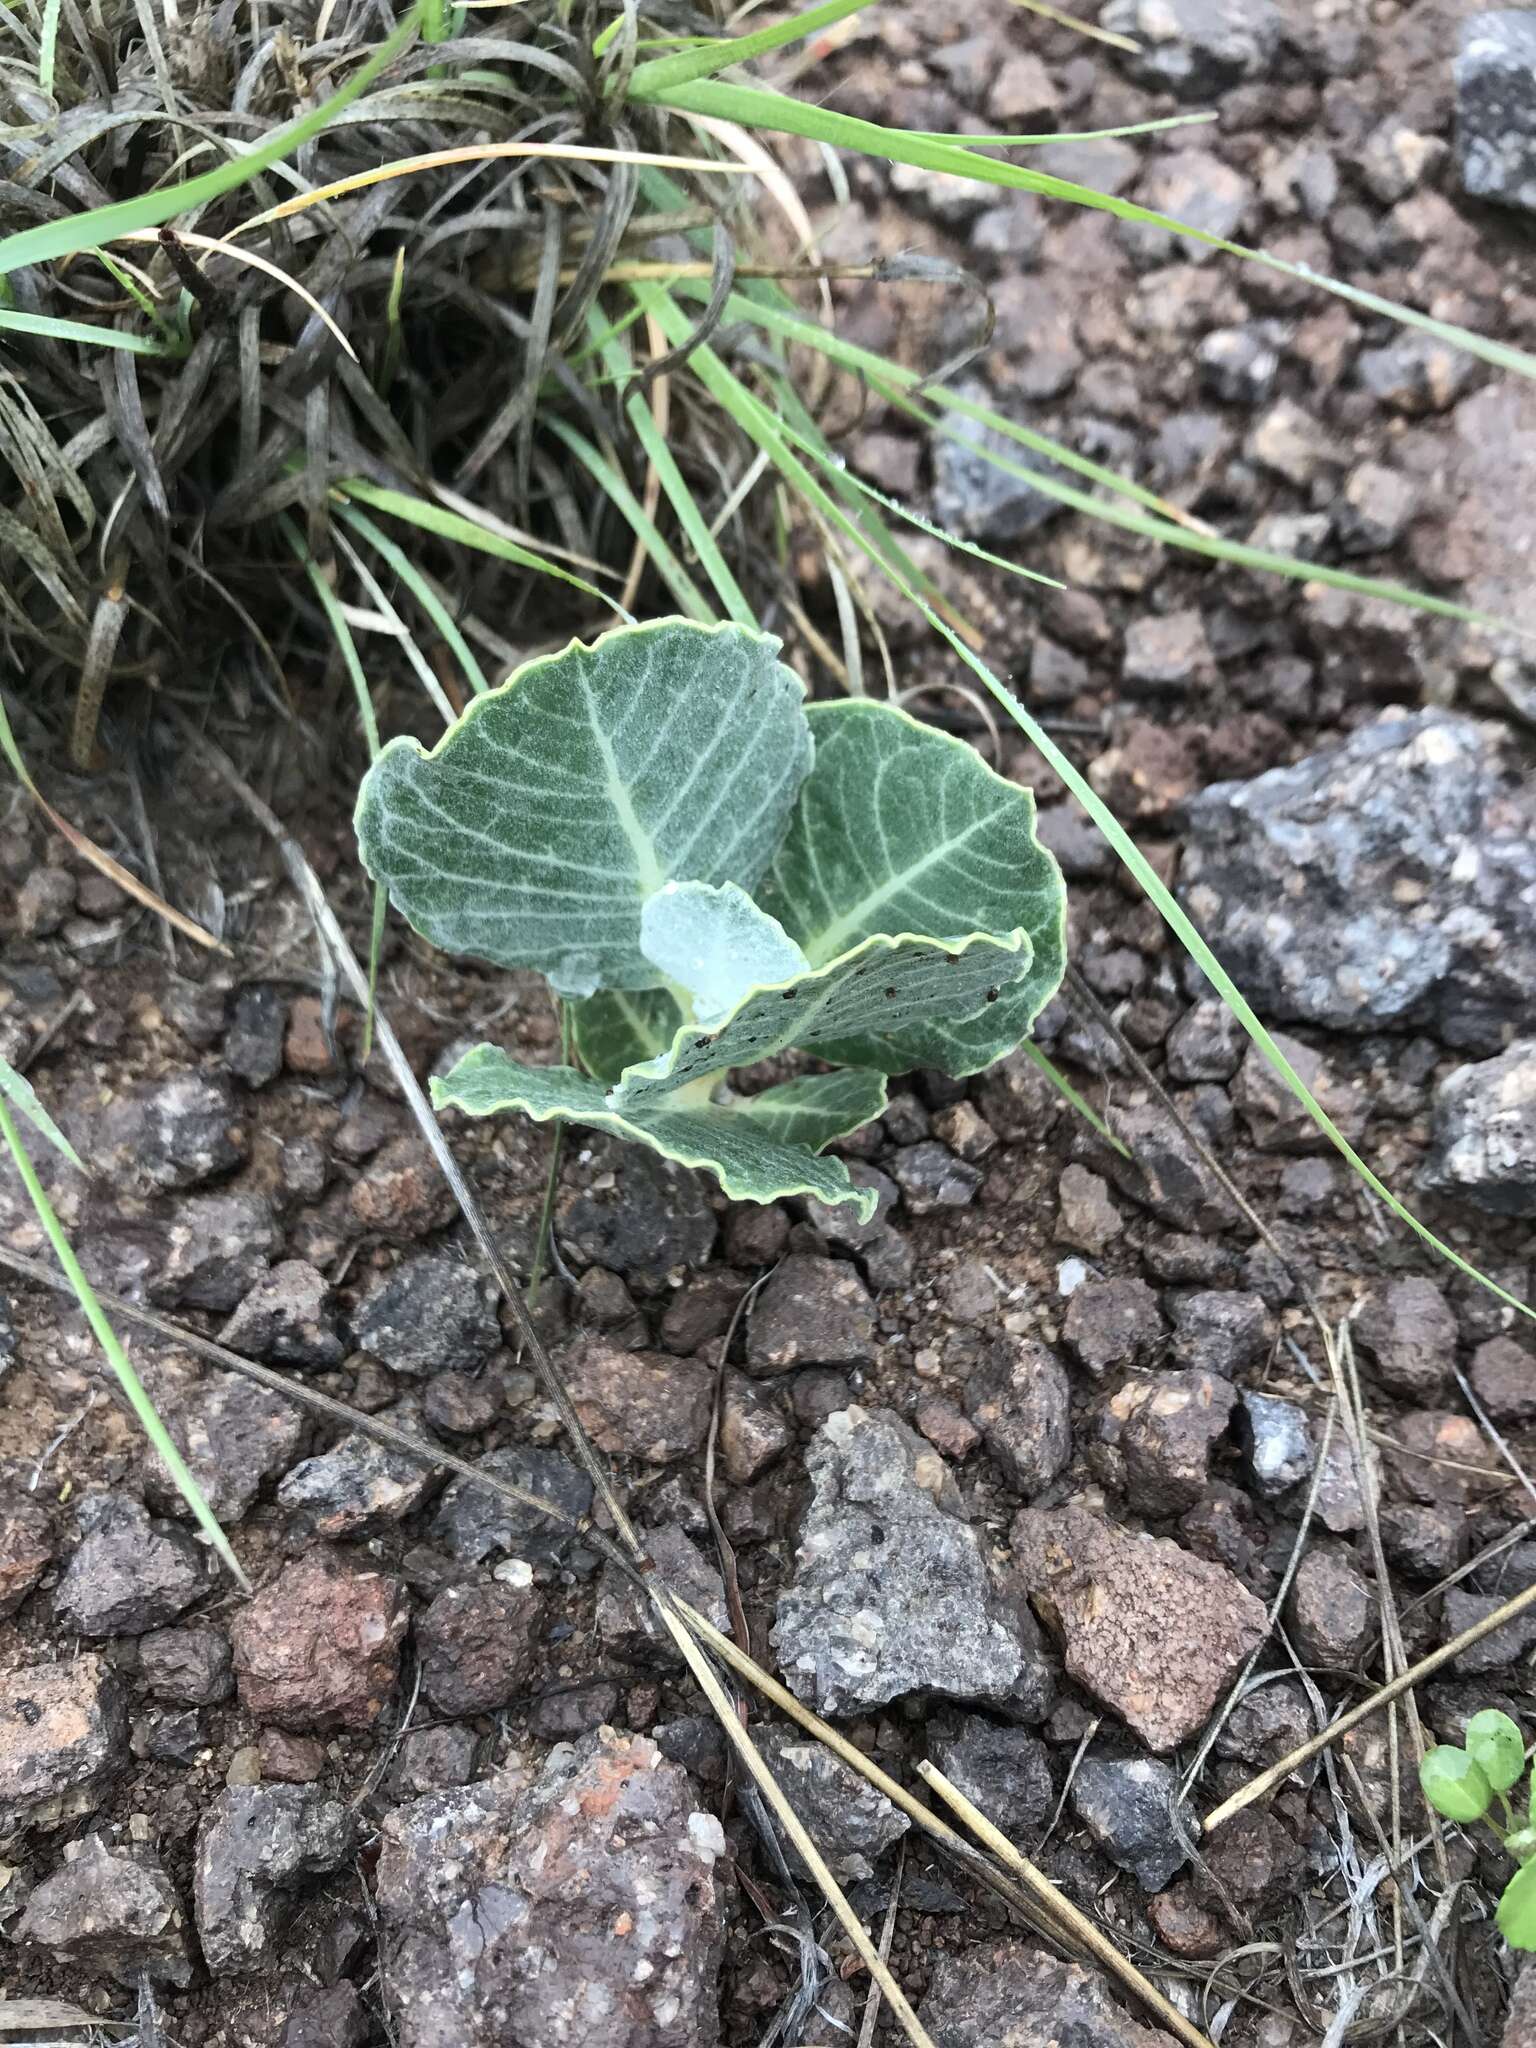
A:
[356,617,1066,1219]
[1421,1709,1536,1947]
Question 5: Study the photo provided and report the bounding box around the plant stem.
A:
[526,997,572,1309]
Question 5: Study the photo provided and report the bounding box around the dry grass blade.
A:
[648,1595,938,2048]
[1204,1575,1536,1832]
[916,1761,1217,2048]
[113,228,358,360]
[0,694,230,953]
[233,140,755,235]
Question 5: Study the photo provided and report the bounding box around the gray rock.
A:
[1063,1276,1165,1376]
[929,1714,1054,1839]
[1380,1504,1464,1578]
[1238,1391,1313,1499]
[1457,11,1536,212]
[967,1336,1073,1498]
[386,1723,483,1797]
[432,1444,594,1571]
[1353,1276,1457,1399]
[159,1369,306,1523]
[1469,1335,1536,1423]
[1422,1039,1536,1216]
[354,1253,501,1376]
[418,1581,542,1716]
[1215,1679,1312,1771]
[1287,1548,1374,1668]
[562,1145,716,1293]
[89,1071,246,1193]
[719,1373,792,1482]
[1121,151,1252,266]
[596,1523,728,1667]
[746,1253,875,1374]
[1072,1755,1192,1891]
[194,1784,355,1976]
[1168,1290,1272,1377]
[0,1492,53,1619]
[759,1724,909,1880]
[16,1833,190,1988]
[139,1625,233,1705]
[1232,1034,1362,1154]
[283,1983,369,2048]
[1166,1001,1244,1082]
[1336,461,1419,555]
[1013,1507,1267,1751]
[1196,1808,1303,1914]
[148,1190,280,1312]
[921,1938,1180,2046]
[224,984,287,1089]
[932,382,1069,541]
[0,1656,125,1836]
[376,1729,727,2048]
[222,1260,344,1369]
[277,1400,443,1538]
[1181,713,1536,1053]
[1093,1370,1235,1517]
[1357,336,1476,415]
[774,1406,1033,1716]
[53,1493,212,1637]
[891,1140,983,1212]
[1197,325,1280,407]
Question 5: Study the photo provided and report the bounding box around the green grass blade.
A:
[1015,1041,1130,1160]
[333,524,457,727]
[0,7,422,276]
[337,504,490,696]
[0,309,169,355]
[284,518,390,1049]
[543,416,715,621]
[597,304,755,625]
[0,1056,84,1170]
[625,0,874,96]
[935,632,1536,1321]
[642,77,1536,388]
[0,1094,250,1588]
[639,293,1532,1323]
[333,476,617,610]
[704,284,1524,635]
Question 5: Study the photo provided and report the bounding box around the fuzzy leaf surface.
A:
[758,700,1067,1074]
[433,1048,880,1216]
[609,928,1030,1110]
[355,618,811,995]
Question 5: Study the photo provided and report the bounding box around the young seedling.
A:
[1421,1708,1536,1947]
[355,617,1067,1218]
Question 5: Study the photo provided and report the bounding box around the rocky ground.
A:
[4,0,1536,2043]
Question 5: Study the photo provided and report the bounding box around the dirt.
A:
[4,0,1536,2042]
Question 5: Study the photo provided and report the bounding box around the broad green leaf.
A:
[355,618,812,995]
[1500,1858,1536,1949]
[1419,1745,1493,1824]
[641,880,807,1025]
[572,988,683,1084]
[758,700,1066,1076]
[610,927,1031,1111]
[732,1068,887,1148]
[0,1056,83,1171]
[1468,1710,1527,1795]
[432,1048,878,1217]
